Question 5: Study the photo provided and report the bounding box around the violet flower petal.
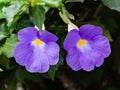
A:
[85,48,104,67]
[79,24,103,40]
[40,30,58,42]
[90,35,111,58]
[66,47,81,71]
[26,46,49,73]
[64,30,80,51]
[18,27,39,43]
[45,42,60,65]
[14,43,33,66]
[79,52,95,71]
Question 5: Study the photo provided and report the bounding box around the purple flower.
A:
[63,24,111,71]
[14,27,60,73]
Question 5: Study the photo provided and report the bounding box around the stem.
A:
[93,4,103,19]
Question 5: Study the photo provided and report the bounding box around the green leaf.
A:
[1,34,19,58]
[2,1,24,26]
[26,73,43,82]
[0,54,10,68]
[31,0,62,8]
[102,25,113,42]
[102,0,120,12]
[30,5,45,30]
[0,23,9,41]
[31,0,44,6]
[0,34,6,41]
[0,22,17,39]
[16,67,27,81]
[0,0,29,3]
[0,3,6,19]
[0,0,11,3]
[43,0,62,8]
[0,10,5,19]
[65,0,85,3]
[48,49,64,80]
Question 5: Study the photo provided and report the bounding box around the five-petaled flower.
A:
[63,24,111,71]
[14,27,60,73]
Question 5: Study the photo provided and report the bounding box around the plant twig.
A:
[93,4,103,19]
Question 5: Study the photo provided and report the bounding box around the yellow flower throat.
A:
[77,39,87,47]
[33,39,44,46]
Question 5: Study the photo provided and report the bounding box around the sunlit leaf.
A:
[0,23,9,41]
[1,34,18,58]
[2,1,25,26]
[0,11,5,19]
[102,0,120,12]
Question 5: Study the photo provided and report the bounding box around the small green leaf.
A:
[102,0,120,12]
[1,34,19,58]
[102,26,113,42]
[30,5,45,30]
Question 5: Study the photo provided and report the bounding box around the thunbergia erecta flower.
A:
[64,24,111,71]
[14,27,59,73]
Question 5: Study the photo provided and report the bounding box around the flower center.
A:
[32,39,44,46]
[77,39,87,47]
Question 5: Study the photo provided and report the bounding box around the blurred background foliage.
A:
[0,0,120,90]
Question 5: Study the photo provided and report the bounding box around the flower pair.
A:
[14,24,111,73]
